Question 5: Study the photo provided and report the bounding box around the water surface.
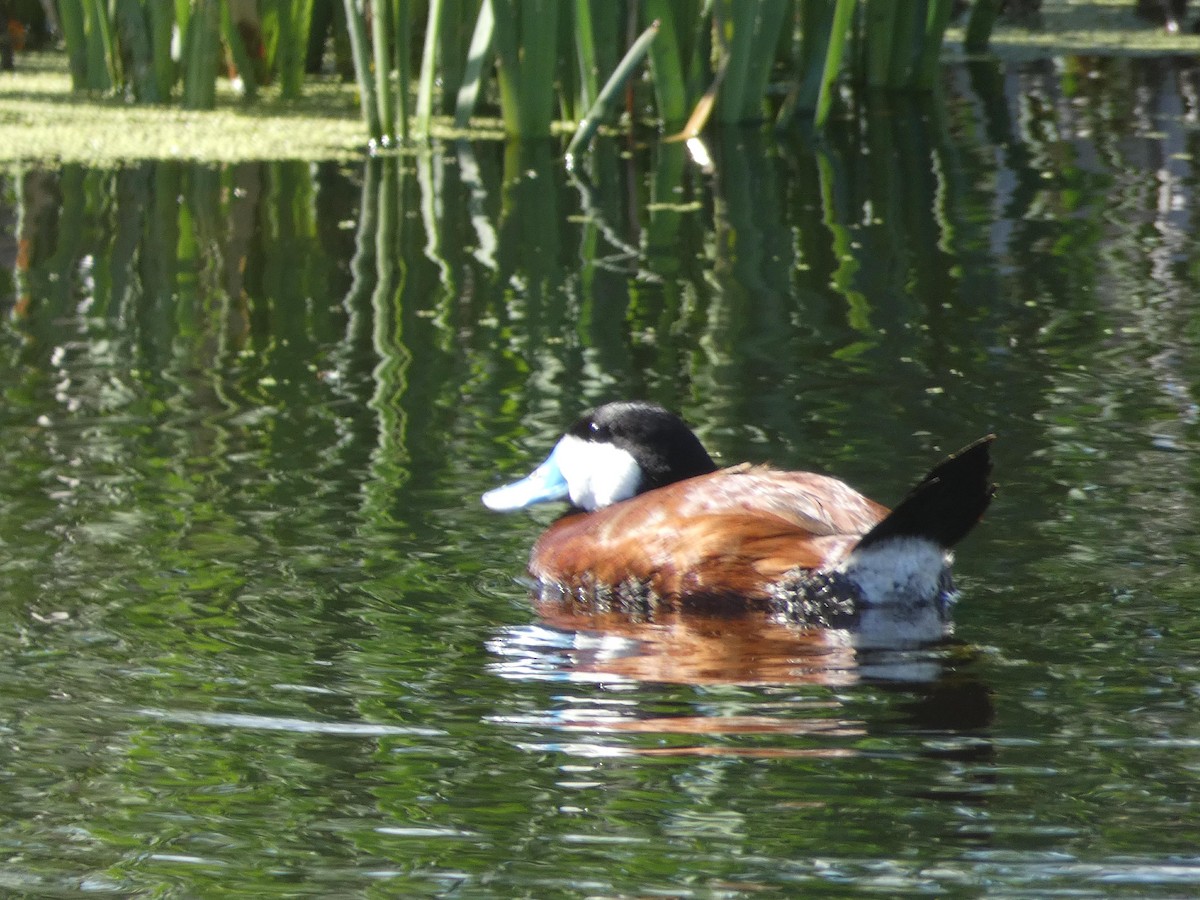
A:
[2,55,1200,896]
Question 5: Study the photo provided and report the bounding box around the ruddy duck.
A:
[484,402,994,643]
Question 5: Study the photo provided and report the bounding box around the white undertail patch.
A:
[838,537,955,648]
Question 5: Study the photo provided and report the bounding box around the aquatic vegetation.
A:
[36,1,1200,150]
[49,0,984,145]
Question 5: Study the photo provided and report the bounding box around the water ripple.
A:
[137,708,444,737]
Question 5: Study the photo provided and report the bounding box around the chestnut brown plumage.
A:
[485,403,995,630]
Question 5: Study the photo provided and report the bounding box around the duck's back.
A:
[529,465,889,604]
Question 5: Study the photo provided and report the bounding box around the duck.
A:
[483,401,994,643]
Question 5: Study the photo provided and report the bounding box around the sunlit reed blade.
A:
[814,0,855,128]
[342,0,382,141]
[573,0,598,114]
[371,0,396,141]
[416,0,444,136]
[454,0,495,129]
[393,0,411,142]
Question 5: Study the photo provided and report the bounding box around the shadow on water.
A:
[3,53,1200,894]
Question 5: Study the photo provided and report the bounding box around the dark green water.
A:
[2,56,1200,896]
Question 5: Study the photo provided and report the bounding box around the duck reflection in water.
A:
[484,401,995,654]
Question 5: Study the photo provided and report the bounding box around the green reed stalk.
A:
[795,0,836,114]
[492,0,559,137]
[219,1,258,100]
[573,0,599,114]
[565,20,659,164]
[114,0,157,101]
[81,0,113,91]
[89,0,120,89]
[490,2,522,135]
[573,1,622,124]
[182,0,219,109]
[714,0,753,123]
[912,0,952,89]
[371,0,396,140]
[278,0,313,99]
[556,5,582,123]
[436,0,470,116]
[887,0,917,87]
[814,0,855,127]
[342,0,381,140]
[712,0,787,123]
[454,0,494,128]
[862,0,895,87]
[148,1,175,100]
[393,0,411,142]
[964,0,1001,52]
[739,0,788,121]
[645,0,689,125]
[683,0,712,98]
[520,0,559,137]
[58,1,89,89]
[596,1,626,84]
[416,0,443,135]
[174,0,190,46]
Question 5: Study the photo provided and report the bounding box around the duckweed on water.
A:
[0,52,510,164]
[0,53,370,164]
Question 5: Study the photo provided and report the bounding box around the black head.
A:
[565,401,718,494]
[483,401,719,513]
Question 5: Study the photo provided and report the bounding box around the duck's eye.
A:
[590,421,610,441]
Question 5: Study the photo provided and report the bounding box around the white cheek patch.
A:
[555,434,643,511]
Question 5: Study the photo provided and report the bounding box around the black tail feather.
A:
[857,435,996,552]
